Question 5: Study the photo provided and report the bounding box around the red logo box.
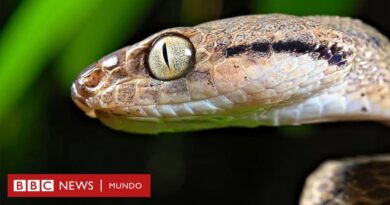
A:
[8,174,151,197]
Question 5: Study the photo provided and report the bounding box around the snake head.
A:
[71,27,202,121]
[72,14,390,134]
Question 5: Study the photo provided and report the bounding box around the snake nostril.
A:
[70,63,106,118]
[80,67,104,88]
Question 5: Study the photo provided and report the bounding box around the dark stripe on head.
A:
[225,45,248,57]
[329,54,343,65]
[315,45,331,59]
[224,40,350,66]
[251,42,271,53]
[272,41,316,53]
[330,44,342,55]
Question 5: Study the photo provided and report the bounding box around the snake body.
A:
[71,14,390,204]
[301,155,390,205]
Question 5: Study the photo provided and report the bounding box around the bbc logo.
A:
[13,180,54,192]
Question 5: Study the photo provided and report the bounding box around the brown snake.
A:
[71,14,390,204]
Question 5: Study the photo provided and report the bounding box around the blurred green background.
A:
[0,0,389,204]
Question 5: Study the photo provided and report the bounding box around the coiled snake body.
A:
[71,14,390,204]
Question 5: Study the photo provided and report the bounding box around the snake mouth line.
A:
[71,83,97,118]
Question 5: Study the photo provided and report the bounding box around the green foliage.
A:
[56,0,153,91]
[0,0,153,124]
[0,0,153,168]
[0,80,48,170]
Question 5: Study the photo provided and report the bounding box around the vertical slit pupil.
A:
[162,43,170,68]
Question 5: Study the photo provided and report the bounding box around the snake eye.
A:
[147,34,195,80]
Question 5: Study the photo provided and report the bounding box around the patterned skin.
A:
[71,14,390,204]
[301,156,390,205]
[72,14,390,134]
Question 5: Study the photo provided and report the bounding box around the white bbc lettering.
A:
[41,180,54,192]
[13,180,26,192]
[13,179,55,192]
[27,180,41,192]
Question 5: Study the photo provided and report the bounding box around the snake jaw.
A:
[71,78,97,118]
[71,86,97,118]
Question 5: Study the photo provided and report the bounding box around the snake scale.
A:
[71,14,390,204]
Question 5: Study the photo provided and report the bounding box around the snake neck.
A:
[253,17,390,125]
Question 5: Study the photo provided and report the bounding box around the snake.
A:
[71,14,390,204]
